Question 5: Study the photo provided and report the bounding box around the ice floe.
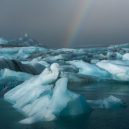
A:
[0,38,8,44]
[97,60,129,81]
[123,53,129,60]
[87,95,126,109]
[0,47,46,60]
[0,69,32,96]
[4,63,91,124]
[0,58,45,75]
[67,60,111,79]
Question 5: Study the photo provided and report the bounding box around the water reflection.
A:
[1,81,129,129]
[0,98,91,129]
[70,81,129,99]
[33,114,90,129]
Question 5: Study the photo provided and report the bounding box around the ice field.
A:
[0,36,129,129]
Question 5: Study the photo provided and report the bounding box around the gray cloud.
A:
[0,0,129,48]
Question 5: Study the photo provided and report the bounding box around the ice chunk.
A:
[22,58,50,67]
[0,46,46,60]
[43,55,64,62]
[22,59,49,73]
[4,63,91,124]
[51,78,91,117]
[123,53,129,60]
[107,51,123,60]
[97,60,129,81]
[4,63,60,104]
[116,52,122,59]
[87,95,126,109]
[60,72,96,85]
[91,59,100,64]
[0,68,32,80]
[0,58,44,75]
[0,69,32,96]
[105,60,129,66]
[0,38,8,44]
[19,78,91,124]
[60,65,79,73]
[108,43,129,49]
[67,60,110,79]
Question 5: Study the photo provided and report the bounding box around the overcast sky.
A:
[0,0,129,48]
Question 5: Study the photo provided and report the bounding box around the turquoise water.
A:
[0,82,129,129]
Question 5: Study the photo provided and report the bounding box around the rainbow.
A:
[64,0,93,48]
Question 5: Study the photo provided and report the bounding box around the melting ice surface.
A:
[96,60,129,81]
[1,37,129,128]
[4,63,91,124]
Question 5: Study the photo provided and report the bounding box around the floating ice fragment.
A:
[4,63,91,124]
[87,95,126,109]
[67,60,110,79]
[123,53,129,60]
[97,60,129,81]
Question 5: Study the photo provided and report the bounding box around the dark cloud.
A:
[0,0,129,48]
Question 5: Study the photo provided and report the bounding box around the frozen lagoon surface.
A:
[0,37,129,129]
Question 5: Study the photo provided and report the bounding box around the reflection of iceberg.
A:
[87,95,126,109]
[4,63,91,124]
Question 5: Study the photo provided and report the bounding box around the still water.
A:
[0,82,129,129]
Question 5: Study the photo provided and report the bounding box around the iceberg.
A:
[60,64,79,73]
[0,58,44,75]
[67,60,111,79]
[97,60,129,81]
[123,53,129,60]
[0,38,8,44]
[0,46,46,60]
[4,63,60,104]
[19,78,91,124]
[87,95,126,109]
[0,68,32,81]
[0,69,32,96]
[22,59,49,73]
[22,58,50,67]
[105,60,129,66]
[43,55,64,62]
[60,72,97,86]
[4,63,91,124]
